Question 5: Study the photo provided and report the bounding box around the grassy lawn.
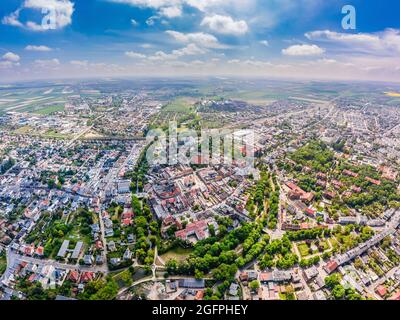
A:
[112,267,148,288]
[43,129,72,140]
[160,247,192,263]
[319,240,330,251]
[297,243,311,257]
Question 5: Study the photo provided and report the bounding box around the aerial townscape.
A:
[0,78,399,301]
[0,0,400,303]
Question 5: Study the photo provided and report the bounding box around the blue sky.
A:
[1,0,400,82]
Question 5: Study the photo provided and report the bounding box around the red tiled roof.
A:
[122,218,132,226]
[376,285,387,297]
[69,271,80,282]
[324,261,338,274]
[36,246,44,256]
[389,291,400,300]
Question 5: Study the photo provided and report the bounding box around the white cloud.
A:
[25,45,53,51]
[316,58,338,64]
[131,19,139,26]
[146,16,158,26]
[2,52,20,62]
[2,0,74,31]
[201,14,248,36]
[34,58,60,68]
[282,44,325,56]
[186,0,245,12]
[165,30,226,49]
[259,40,269,47]
[306,30,376,44]
[160,6,182,18]
[172,43,206,56]
[2,9,24,27]
[147,51,173,61]
[0,61,17,69]
[227,59,272,68]
[0,52,20,69]
[125,51,147,59]
[305,29,400,56]
[107,0,244,14]
[147,44,206,61]
[70,60,89,67]
[108,0,183,22]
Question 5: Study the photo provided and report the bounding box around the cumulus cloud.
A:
[147,44,206,61]
[131,19,139,26]
[173,43,206,56]
[25,45,53,51]
[259,40,269,47]
[2,9,24,27]
[125,51,147,59]
[201,15,248,36]
[305,29,400,56]
[108,0,246,14]
[282,44,325,56]
[2,52,20,62]
[160,6,182,18]
[165,30,226,49]
[0,52,21,69]
[2,0,74,31]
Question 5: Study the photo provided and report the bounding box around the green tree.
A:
[249,280,260,291]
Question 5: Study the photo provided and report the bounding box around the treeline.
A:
[131,195,159,266]
[166,222,270,282]
[125,145,150,193]
[245,169,270,218]
[290,141,334,173]
[259,236,298,270]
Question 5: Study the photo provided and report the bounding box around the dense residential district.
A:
[0,79,400,301]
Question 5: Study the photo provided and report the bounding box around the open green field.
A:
[297,243,311,257]
[160,247,192,263]
[223,90,287,104]
[33,104,65,115]
[12,126,73,140]
[0,84,100,114]
[319,240,330,251]
[162,97,194,114]
[0,87,68,114]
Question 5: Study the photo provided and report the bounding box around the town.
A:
[0,78,399,301]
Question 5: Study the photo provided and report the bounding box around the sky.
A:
[1,0,400,83]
